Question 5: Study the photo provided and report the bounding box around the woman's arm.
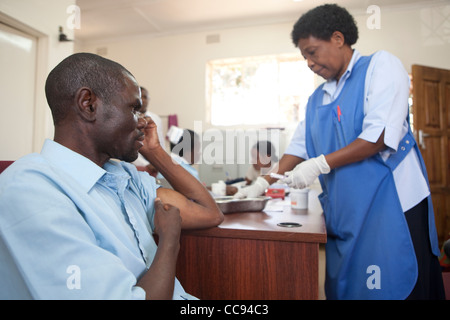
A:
[234,154,304,198]
[264,153,305,184]
[325,131,386,169]
[281,132,386,189]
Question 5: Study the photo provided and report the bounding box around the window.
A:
[206,54,315,127]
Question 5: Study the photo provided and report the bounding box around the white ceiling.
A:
[74,0,445,43]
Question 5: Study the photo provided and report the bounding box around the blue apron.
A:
[305,55,440,299]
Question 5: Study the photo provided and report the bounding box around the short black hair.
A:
[291,4,358,47]
[45,52,134,125]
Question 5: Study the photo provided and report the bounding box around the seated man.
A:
[0,53,224,300]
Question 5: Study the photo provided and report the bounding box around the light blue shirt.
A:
[0,139,190,299]
[285,50,429,212]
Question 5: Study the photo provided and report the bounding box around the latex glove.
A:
[282,155,330,189]
[234,176,269,199]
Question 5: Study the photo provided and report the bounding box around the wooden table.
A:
[176,189,327,300]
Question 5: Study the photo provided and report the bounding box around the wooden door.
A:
[411,65,450,246]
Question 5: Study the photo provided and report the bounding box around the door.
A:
[412,64,450,246]
[0,22,37,160]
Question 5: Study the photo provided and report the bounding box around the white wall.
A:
[0,0,75,153]
[80,22,299,131]
[1,2,448,159]
[78,2,450,133]
[354,4,450,73]
[78,2,450,183]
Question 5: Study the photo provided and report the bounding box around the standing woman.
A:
[235,4,444,299]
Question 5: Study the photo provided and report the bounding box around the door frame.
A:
[0,11,49,154]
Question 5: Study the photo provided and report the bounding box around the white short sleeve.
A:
[359,51,410,153]
[284,120,309,160]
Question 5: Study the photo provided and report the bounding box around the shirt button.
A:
[401,146,406,151]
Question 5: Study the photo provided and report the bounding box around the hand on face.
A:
[140,115,162,154]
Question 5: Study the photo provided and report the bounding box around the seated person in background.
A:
[244,141,278,185]
[132,86,165,177]
[226,141,279,196]
[0,53,223,300]
[169,129,201,181]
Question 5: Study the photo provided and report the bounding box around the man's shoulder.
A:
[0,153,50,183]
[0,154,62,226]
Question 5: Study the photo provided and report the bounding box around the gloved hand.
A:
[281,155,330,189]
[233,176,269,199]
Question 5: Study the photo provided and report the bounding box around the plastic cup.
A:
[290,188,309,209]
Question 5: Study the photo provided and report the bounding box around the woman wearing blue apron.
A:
[235,4,445,299]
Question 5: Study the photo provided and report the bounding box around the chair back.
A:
[0,161,14,174]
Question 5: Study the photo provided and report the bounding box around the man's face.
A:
[298,34,346,81]
[95,73,146,163]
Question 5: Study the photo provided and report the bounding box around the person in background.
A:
[168,129,236,196]
[235,4,444,299]
[226,140,279,196]
[132,86,165,177]
[0,53,223,299]
[170,129,201,181]
[244,140,278,185]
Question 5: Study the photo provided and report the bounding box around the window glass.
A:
[206,54,315,127]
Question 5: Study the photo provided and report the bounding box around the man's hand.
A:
[140,119,224,230]
[281,154,330,189]
[136,198,181,300]
[153,198,182,246]
[140,116,162,154]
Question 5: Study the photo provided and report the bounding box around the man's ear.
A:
[76,87,98,122]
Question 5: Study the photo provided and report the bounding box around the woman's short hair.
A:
[291,4,358,47]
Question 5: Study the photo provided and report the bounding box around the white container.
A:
[290,188,309,209]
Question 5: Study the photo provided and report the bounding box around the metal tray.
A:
[215,196,271,214]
